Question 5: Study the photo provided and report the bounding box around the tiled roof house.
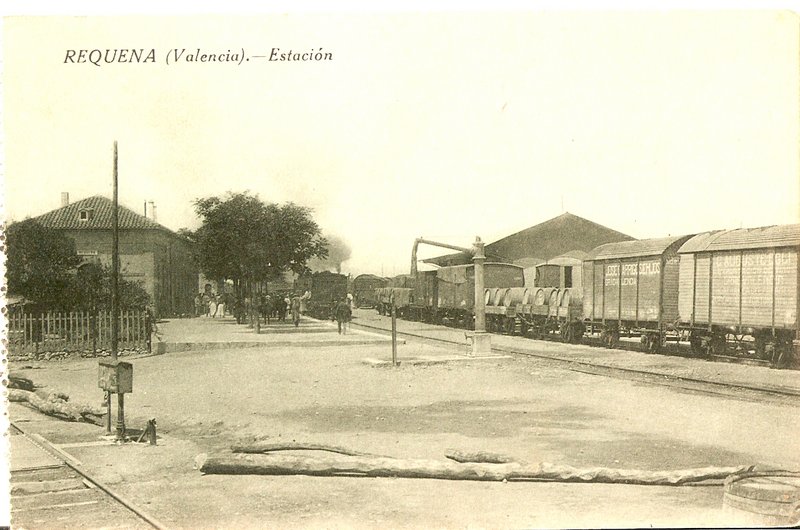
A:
[32,195,197,317]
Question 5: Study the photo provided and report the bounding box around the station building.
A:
[424,212,634,286]
[31,194,198,318]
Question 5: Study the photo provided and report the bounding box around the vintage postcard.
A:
[2,4,800,529]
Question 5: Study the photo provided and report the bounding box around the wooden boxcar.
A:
[435,263,524,328]
[376,274,416,315]
[294,271,348,319]
[406,270,438,321]
[677,224,800,364]
[582,235,694,351]
[352,274,388,308]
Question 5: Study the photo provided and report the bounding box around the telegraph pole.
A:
[112,141,126,442]
[112,141,119,362]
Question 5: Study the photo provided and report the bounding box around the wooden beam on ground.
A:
[197,452,752,486]
[9,389,105,425]
[231,442,382,458]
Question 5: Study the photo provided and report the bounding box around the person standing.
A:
[300,290,311,316]
[194,293,204,317]
[335,297,352,335]
[291,294,302,328]
[209,294,219,318]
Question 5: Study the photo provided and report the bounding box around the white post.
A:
[470,237,492,355]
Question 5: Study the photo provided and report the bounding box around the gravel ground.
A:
[10,321,800,529]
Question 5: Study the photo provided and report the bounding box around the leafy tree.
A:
[6,220,151,312]
[65,263,151,311]
[191,191,328,287]
[6,220,82,308]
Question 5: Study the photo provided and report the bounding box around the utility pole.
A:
[112,141,119,362]
[112,141,126,442]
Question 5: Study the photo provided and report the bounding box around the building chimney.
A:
[149,201,157,222]
[61,192,70,207]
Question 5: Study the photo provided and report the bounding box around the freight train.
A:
[376,224,800,367]
[352,274,389,308]
[294,271,349,319]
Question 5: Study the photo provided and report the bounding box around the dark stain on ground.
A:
[272,399,763,470]
[272,400,602,438]
[543,432,764,470]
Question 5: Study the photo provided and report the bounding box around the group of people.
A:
[194,291,228,318]
[193,286,355,334]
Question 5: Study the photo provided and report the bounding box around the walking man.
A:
[335,297,352,335]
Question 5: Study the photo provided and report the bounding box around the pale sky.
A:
[3,9,799,276]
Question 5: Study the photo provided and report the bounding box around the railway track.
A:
[9,421,167,530]
[350,316,800,406]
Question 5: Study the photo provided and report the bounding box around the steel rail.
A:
[10,421,170,530]
[349,318,800,401]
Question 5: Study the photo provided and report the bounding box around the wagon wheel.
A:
[561,322,572,343]
[647,333,661,354]
[753,333,768,360]
[707,333,727,356]
[603,329,619,349]
[689,333,704,355]
[771,336,794,369]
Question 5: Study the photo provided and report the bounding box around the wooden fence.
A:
[6,309,150,354]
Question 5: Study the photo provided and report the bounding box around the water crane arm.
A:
[411,238,474,276]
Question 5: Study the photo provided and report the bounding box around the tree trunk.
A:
[232,442,382,458]
[444,449,517,464]
[196,452,751,486]
[9,389,105,425]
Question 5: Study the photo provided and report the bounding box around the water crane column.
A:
[410,236,492,356]
[470,237,492,355]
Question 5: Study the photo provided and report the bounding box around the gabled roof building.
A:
[423,212,634,267]
[32,195,197,317]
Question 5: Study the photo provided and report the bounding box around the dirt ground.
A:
[10,331,800,529]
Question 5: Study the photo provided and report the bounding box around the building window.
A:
[564,266,573,288]
[78,209,94,221]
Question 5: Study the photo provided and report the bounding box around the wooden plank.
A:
[741,249,775,327]
[620,259,638,321]
[711,251,741,326]
[774,249,798,328]
[637,258,661,322]
[662,254,681,323]
[678,254,695,324]
[603,262,620,320]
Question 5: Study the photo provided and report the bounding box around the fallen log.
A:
[197,452,753,486]
[198,453,522,481]
[232,442,383,458]
[445,449,518,464]
[8,372,35,391]
[9,389,105,425]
